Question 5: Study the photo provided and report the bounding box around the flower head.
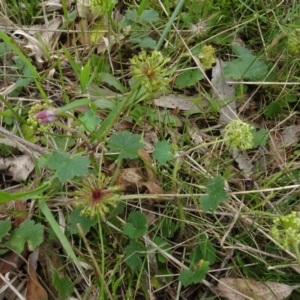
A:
[287,29,300,56]
[27,103,57,130]
[74,173,121,218]
[89,0,116,15]
[130,50,171,92]
[34,110,57,123]
[271,211,300,250]
[223,119,254,150]
[198,45,216,68]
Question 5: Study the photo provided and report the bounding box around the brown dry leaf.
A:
[7,155,35,182]
[138,149,156,182]
[138,182,164,195]
[212,278,300,300]
[26,249,48,300]
[12,17,62,64]
[211,58,236,125]
[281,125,300,147]
[268,131,286,167]
[117,168,144,191]
[153,94,204,112]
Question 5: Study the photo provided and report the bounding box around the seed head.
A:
[130,50,171,92]
[271,211,300,250]
[223,119,254,151]
[74,174,121,218]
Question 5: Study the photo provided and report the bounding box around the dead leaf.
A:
[153,94,204,112]
[281,125,300,147]
[211,59,237,124]
[117,168,144,191]
[12,17,62,64]
[26,249,48,300]
[212,278,300,300]
[269,131,286,167]
[138,149,156,182]
[7,155,35,182]
[232,150,253,174]
[138,182,164,195]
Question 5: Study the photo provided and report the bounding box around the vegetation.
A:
[1,0,300,299]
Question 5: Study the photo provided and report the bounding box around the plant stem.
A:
[156,0,185,51]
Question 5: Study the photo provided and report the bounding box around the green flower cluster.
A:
[223,119,254,151]
[74,174,121,218]
[89,0,116,15]
[287,29,300,56]
[130,50,171,92]
[271,211,300,250]
[198,45,216,68]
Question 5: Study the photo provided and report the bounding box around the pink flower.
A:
[34,110,57,123]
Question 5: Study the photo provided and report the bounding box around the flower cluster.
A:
[198,45,216,68]
[74,173,121,218]
[27,103,57,130]
[89,0,116,15]
[287,29,300,56]
[271,211,300,250]
[130,50,171,92]
[223,119,254,151]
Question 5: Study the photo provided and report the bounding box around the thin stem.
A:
[179,138,227,158]
[156,0,185,50]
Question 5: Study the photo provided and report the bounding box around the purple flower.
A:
[34,110,57,124]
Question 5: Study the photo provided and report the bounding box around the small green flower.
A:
[89,0,116,15]
[271,211,300,250]
[74,174,121,218]
[130,50,171,92]
[198,45,216,68]
[287,29,300,56]
[223,119,254,150]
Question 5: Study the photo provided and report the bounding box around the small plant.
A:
[271,212,300,265]
[130,50,172,92]
[223,119,254,151]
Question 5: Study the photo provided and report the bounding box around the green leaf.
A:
[8,220,44,253]
[161,218,178,238]
[108,132,144,159]
[98,72,126,93]
[140,9,160,22]
[125,9,138,22]
[252,129,269,147]
[265,101,283,117]
[232,44,252,56]
[124,240,147,271]
[52,272,73,300]
[0,182,50,203]
[192,235,216,265]
[153,141,174,164]
[0,219,11,242]
[80,59,91,92]
[123,212,147,239]
[224,46,268,81]
[138,37,157,49]
[69,207,98,235]
[175,69,204,89]
[78,109,101,132]
[179,261,210,287]
[200,176,228,211]
[45,151,90,183]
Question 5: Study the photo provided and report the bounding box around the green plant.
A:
[271,212,300,266]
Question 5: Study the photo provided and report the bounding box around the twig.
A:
[0,126,50,155]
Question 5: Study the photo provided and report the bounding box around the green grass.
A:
[2,0,300,299]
